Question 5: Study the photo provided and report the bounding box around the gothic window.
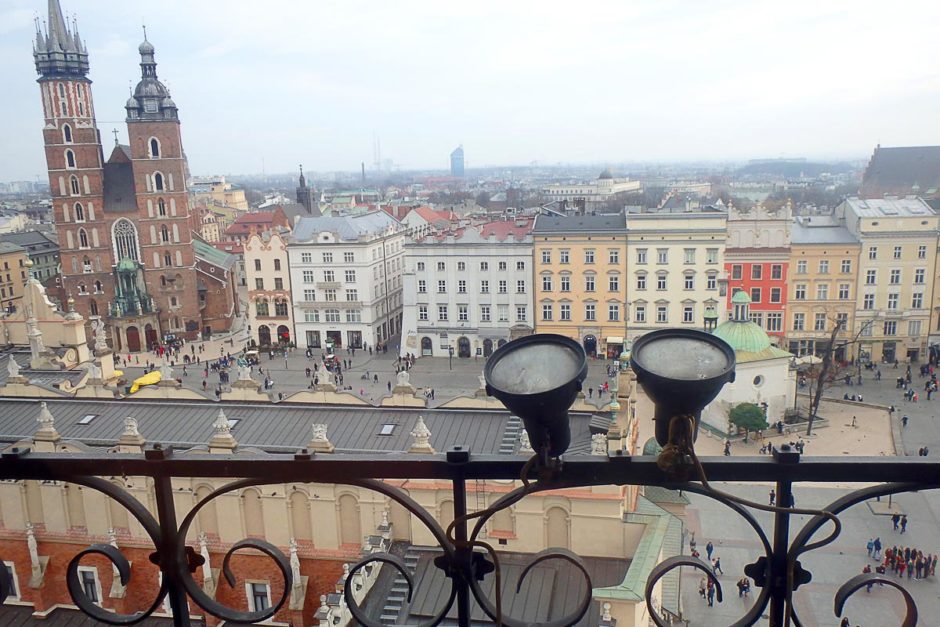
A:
[164,252,172,267]
[157,198,166,216]
[63,124,73,143]
[70,176,80,195]
[94,281,102,293]
[154,172,165,191]
[149,138,161,158]
[170,297,178,307]
[65,150,76,169]
[78,229,89,248]
[78,284,87,295]
[112,219,140,262]
[74,203,84,222]
[89,300,98,316]
[161,225,170,243]
[57,83,65,98]
[160,276,167,287]
[82,256,92,273]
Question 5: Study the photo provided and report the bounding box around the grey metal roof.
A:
[790,219,858,245]
[292,211,400,243]
[0,241,25,255]
[0,231,56,253]
[532,214,627,234]
[0,606,183,625]
[0,353,85,393]
[0,397,598,456]
[842,196,937,218]
[389,548,629,626]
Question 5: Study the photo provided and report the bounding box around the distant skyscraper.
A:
[450,145,465,177]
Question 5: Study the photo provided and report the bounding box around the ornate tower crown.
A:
[125,29,178,121]
[34,0,89,79]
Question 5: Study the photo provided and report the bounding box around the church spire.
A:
[299,164,306,188]
[34,0,89,78]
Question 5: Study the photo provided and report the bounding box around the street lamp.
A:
[448,345,454,371]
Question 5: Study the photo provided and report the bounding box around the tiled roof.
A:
[479,217,534,241]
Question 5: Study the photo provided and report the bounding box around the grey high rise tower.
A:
[450,145,464,177]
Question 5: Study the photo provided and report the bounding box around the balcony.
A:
[0,447,930,626]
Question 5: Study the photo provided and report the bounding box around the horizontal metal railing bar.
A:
[2,452,940,485]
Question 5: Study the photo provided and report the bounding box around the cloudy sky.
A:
[2,0,940,180]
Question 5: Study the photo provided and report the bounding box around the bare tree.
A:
[805,318,873,436]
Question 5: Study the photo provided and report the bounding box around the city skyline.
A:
[1,0,940,180]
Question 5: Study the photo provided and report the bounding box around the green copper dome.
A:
[713,290,793,362]
[713,318,773,354]
[731,290,751,304]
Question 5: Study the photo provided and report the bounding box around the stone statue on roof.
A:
[7,356,21,378]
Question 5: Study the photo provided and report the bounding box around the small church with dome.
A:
[701,290,795,434]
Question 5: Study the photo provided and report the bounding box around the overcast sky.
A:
[2,0,940,181]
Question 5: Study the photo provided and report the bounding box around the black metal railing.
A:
[0,445,932,626]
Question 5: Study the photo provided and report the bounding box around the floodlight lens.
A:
[488,342,583,395]
[633,337,732,381]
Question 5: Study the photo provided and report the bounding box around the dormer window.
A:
[144,100,158,113]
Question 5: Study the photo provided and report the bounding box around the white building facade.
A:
[288,212,405,350]
[625,211,728,341]
[400,220,535,359]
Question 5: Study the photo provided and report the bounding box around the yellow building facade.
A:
[533,214,628,357]
[785,216,861,360]
[837,198,939,363]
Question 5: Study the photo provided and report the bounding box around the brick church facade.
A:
[34,1,238,351]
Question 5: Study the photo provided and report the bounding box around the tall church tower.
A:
[34,0,107,320]
[124,35,201,341]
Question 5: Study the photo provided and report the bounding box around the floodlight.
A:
[631,329,736,446]
[484,334,587,457]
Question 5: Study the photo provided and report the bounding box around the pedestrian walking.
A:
[712,557,723,575]
[706,541,714,561]
[862,564,873,592]
[769,489,776,506]
[892,513,900,531]
[867,538,874,558]
[698,577,706,600]
[706,580,715,607]
[900,515,908,534]
[873,537,882,560]
[387,381,392,392]
[903,415,910,428]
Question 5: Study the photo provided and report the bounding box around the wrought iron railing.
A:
[0,445,931,626]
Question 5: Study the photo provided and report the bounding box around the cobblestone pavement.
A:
[117,327,619,406]
[681,483,940,626]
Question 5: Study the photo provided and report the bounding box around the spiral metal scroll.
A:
[341,479,459,627]
[834,574,917,627]
[176,477,292,624]
[464,479,595,627]
[61,476,168,625]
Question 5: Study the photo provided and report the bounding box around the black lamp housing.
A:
[484,334,588,457]
[630,328,736,446]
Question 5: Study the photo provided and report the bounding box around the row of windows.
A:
[254,277,286,291]
[793,259,852,275]
[301,269,356,283]
[731,263,786,280]
[302,309,363,323]
[792,284,852,301]
[540,249,621,265]
[791,315,921,337]
[860,268,927,286]
[538,302,716,325]
[419,304,527,323]
[301,289,359,302]
[541,276,621,292]
[300,251,358,264]
[865,245,929,260]
[418,279,526,294]
[859,292,925,310]
[255,298,290,317]
[417,260,526,272]
[254,258,283,272]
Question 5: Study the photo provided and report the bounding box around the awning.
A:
[607,337,624,344]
